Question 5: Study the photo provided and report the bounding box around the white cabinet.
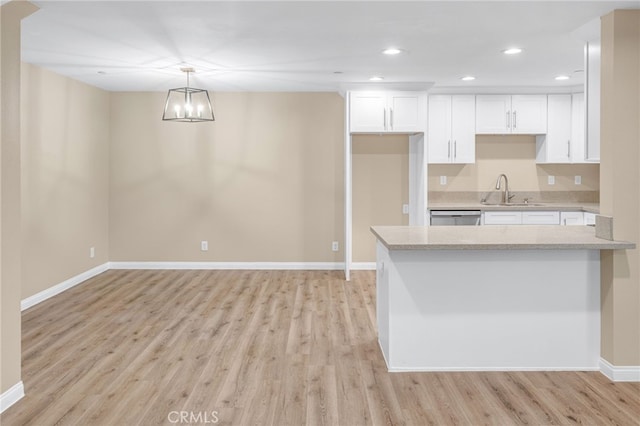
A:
[427,95,475,164]
[476,95,547,134]
[561,212,585,226]
[536,94,587,164]
[522,211,560,225]
[585,41,600,161]
[349,91,426,133]
[483,211,522,225]
[584,212,596,226]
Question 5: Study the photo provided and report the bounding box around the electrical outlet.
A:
[332,241,339,252]
[440,175,447,185]
[402,204,409,214]
[201,240,209,251]
[89,247,95,259]
[548,175,555,185]
[575,175,582,185]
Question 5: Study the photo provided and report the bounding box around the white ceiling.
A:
[19,0,640,92]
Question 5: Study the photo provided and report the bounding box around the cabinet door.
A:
[476,95,511,134]
[571,93,586,163]
[483,211,522,225]
[511,95,547,134]
[544,95,573,163]
[522,211,560,225]
[427,96,452,163]
[561,211,585,226]
[389,92,425,132]
[585,41,600,162]
[451,95,476,164]
[350,92,386,132]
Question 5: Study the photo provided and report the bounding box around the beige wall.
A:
[600,9,640,366]
[109,92,344,262]
[352,135,409,262]
[1,0,38,396]
[21,63,110,299]
[429,135,599,195]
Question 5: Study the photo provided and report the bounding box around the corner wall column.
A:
[1,0,39,406]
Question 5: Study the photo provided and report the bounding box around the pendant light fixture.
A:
[162,67,215,122]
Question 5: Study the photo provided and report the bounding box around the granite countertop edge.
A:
[370,225,635,251]
[428,202,600,213]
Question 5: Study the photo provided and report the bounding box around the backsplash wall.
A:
[428,135,599,201]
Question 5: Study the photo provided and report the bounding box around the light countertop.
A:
[428,202,599,213]
[371,225,635,250]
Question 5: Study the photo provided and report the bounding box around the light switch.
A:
[548,176,555,185]
[440,176,447,185]
[402,204,409,214]
[575,175,582,185]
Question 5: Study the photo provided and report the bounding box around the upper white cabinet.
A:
[536,93,588,164]
[349,91,426,133]
[476,95,547,134]
[585,41,600,161]
[427,95,475,164]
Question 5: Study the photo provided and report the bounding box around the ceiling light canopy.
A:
[162,68,215,122]
[461,76,476,81]
[503,47,523,55]
[369,76,384,81]
[555,75,570,80]
[382,48,403,55]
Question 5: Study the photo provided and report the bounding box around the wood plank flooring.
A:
[2,269,639,426]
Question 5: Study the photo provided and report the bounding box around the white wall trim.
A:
[109,261,345,271]
[599,358,640,382]
[387,366,601,373]
[350,262,376,270]
[0,381,24,413]
[21,263,110,311]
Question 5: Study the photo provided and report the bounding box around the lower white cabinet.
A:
[522,211,560,225]
[483,211,522,225]
[561,212,585,226]
[484,210,585,226]
[584,212,596,226]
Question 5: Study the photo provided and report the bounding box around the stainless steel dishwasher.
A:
[430,210,482,226]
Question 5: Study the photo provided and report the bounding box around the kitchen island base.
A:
[376,242,601,372]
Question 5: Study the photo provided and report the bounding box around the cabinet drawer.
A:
[483,211,523,225]
[561,212,585,226]
[522,211,560,225]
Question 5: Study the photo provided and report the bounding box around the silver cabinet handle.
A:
[506,111,510,129]
[448,140,451,158]
[390,108,394,129]
[567,140,571,158]
[383,108,387,130]
[513,111,517,129]
[454,140,457,159]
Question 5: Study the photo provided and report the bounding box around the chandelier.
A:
[162,67,215,122]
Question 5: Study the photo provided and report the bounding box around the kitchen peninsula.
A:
[371,225,634,372]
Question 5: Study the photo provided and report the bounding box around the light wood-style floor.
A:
[2,270,639,426]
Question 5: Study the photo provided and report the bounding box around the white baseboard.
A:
[0,381,24,413]
[21,263,109,311]
[599,358,640,382]
[351,262,376,270]
[387,366,601,372]
[109,261,345,270]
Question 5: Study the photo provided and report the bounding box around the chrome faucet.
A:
[495,174,510,204]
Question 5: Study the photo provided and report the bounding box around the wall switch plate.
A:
[201,240,208,251]
[575,175,582,185]
[402,204,409,214]
[89,247,95,258]
[548,175,555,185]
[332,241,339,252]
[440,176,447,185]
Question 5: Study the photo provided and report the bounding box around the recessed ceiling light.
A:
[555,75,570,81]
[461,76,476,81]
[333,71,343,74]
[503,48,523,55]
[97,71,107,75]
[382,48,403,55]
[369,76,384,81]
